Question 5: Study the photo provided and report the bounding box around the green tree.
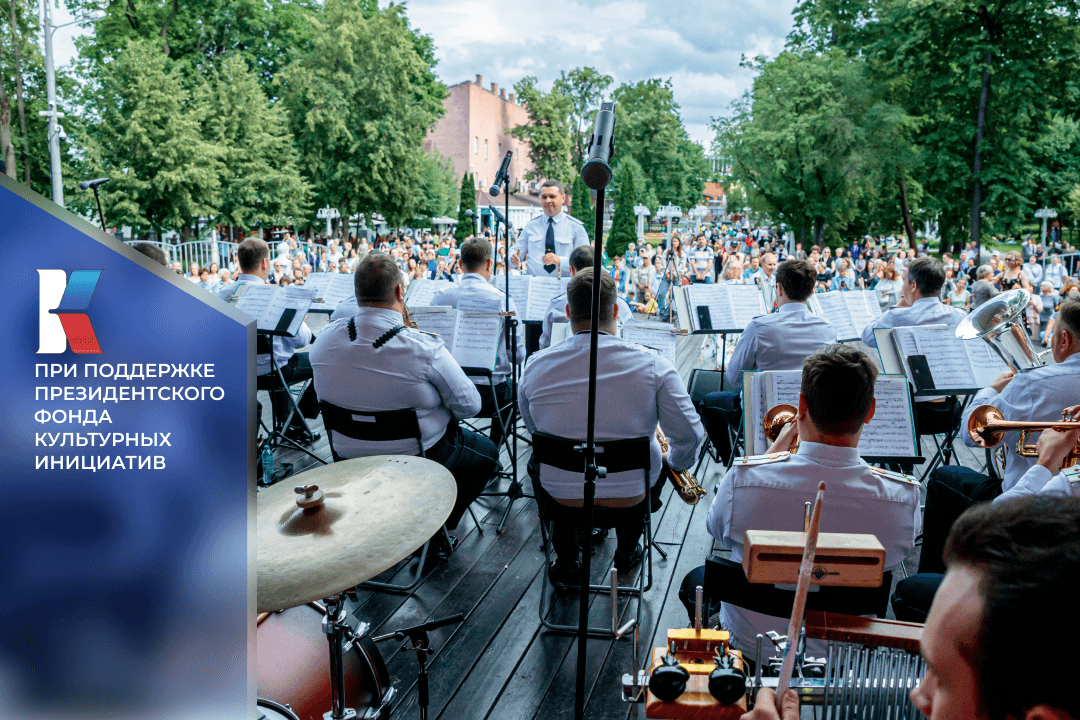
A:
[201,54,311,232]
[612,78,706,211]
[455,172,475,243]
[416,149,458,222]
[511,76,572,183]
[553,67,613,168]
[606,160,640,258]
[569,172,593,240]
[1067,185,1080,226]
[94,39,223,235]
[280,0,446,227]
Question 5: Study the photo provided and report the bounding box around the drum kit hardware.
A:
[257,457,460,720]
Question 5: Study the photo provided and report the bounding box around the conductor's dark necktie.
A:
[544,217,556,273]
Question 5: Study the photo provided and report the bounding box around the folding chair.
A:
[461,367,533,534]
[255,333,326,480]
[319,402,473,593]
[913,394,964,481]
[533,432,656,637]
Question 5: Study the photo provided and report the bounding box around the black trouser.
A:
[891,574,944,623]
[476,380,513,448]
[268,353,312,434]
[700,391,741,463]
[918,465,1002,574]
[530,461,647,563]
[425,420,499,530]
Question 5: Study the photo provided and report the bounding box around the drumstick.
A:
[775,481,825,711]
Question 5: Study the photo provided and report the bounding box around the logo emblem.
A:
[37,269,103,354]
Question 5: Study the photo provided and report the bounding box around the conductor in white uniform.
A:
[682,346,921,663]
[539,245,632,350]
[430,237,525,448]
[309,253,499,537]
[511,179,590,354]
[520,269,703,584]
[699,259,837,462]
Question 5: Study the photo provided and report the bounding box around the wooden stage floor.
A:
[260,329,983,719]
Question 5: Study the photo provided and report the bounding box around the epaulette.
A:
[1063,466,1080,484]
[871,467,920,486]
[565,214,585,225]
[732,451,791,467]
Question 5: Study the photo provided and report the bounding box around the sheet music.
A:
[302,273,334,308]
[622,323,677,365]
[550,321,572,346]
[963,339,1009,388]
[272,285,316,336]
[406,278,451,306]
[842,290,881,337]
[234,284,277,328]
[813,291,857,341]
[526,276,563,322]
[237,284,314,334]
[911,325,976,388]
[685,285,736,331]
[507,276,531,320]
[457,294,505,314]
[727,285,768,328]
[748,372,769,454]
[890,327,922,381]
[452,313,502,370]
[860,375,917,457]
[409,306,458,352]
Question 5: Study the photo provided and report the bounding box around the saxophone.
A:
[656,426,706,505]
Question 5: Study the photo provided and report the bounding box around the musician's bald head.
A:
[355,252,404,306]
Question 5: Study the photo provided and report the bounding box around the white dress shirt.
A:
[309,308,481,458]
[1045,262,1067,289]
[331,297,359,321]
[706,442,921,662]
[861,296,968,347]
[1021,262,1043,286]
[216,273,311,375]
[519,333,703,500]
[726,303,838,387]
[752,269,777,309]
[961,352,1080,491]
[995,463,1080,503]
[430,273,525,385]
[539,292,633,351]
[512,210,590,277]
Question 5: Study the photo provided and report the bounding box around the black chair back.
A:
[704,555,892,619]
[319,402,424,462]
[531,432,650,476]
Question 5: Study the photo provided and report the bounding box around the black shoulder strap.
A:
[373,324,407,349]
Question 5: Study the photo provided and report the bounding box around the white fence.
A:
[125,240,240,272]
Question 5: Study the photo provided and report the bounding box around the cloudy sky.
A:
[54,0,799,148]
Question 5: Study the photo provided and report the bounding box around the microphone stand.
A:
[92,185,106,234]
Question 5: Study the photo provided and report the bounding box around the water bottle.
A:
[261,445,274,485]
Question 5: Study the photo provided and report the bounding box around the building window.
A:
[484,139,488,159]
[474,137,478,154]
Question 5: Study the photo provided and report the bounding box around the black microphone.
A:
[79,177,110,191]
[489,151,512,197]
[490,205,512,230]
[464,209,477,220]
[581,102,616,190]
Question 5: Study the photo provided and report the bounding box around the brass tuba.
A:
[656,426,706,504]
[955,289,1050,373]
[967,404,1080,468]
[763,404,800,454]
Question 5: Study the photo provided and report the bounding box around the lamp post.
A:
[689,204,709,236]
[317,206,341,237]
[655,204,683,251]
[39,6,104,207]
[1035,208,1057,246]
[633,204,650,241]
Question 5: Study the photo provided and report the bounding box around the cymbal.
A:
[257,455,456,613]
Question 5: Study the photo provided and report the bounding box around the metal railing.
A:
[1040,251,1079,283]
[125,239,240,273]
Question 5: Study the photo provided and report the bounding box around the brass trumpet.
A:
[967,404,1080,467]
[656,426,706,504]
[763,404,800,454]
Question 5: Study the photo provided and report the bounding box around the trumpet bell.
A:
[955,289,1044,373]
[763,404,799,443]
[967,404,1007,448]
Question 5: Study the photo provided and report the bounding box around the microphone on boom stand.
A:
[489,150,512,197]
[574,101,617,720]
[79,177,110,234]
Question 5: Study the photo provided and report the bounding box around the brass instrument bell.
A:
[763,404,800,454]
[967,403,1080,467]
[955,289,1049,373]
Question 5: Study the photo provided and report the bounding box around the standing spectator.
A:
[945,276,971,311]
[874,264,901,308]
[969,265,999,309]
[688,235,714,284]
[667,236,689,281]
[1022,254,1044,286]
[995,251,1033,292]
[1045,254,1067,289]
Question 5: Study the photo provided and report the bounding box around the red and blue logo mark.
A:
[37,269,103,354]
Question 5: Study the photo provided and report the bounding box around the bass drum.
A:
[257,698,300,720]
[257,602,392,720]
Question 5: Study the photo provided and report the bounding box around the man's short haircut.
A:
[905,257,946,297]
[355,252,403,305]
[1056,298,1079,339]
[776,259,816,301]
[976,264,993,280]
[540,179,565,195]
[943,496,1080,720]
[237,238,270,273]
[569,245,594,272]
[460,237,492,271]
[566,268,616,325]
[132,242,167,266]
[801,345,878,435]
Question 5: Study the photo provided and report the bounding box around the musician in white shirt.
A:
[861,257,967,348]
[699,259,837,461]
[918,300,1080,574]
[430,237,525,447]
[539,245,632,351]
[309,253,498,535]
[519,268,703,583]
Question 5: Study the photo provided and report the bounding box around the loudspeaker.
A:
[687,369,726,406]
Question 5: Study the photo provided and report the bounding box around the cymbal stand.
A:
[374,614,464,720]
[322,590,360,720]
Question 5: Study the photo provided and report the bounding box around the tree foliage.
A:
[511,76,573,184]
[569,172,592,241]
[553,67,613,168]
[454,172,475,243]
[607,159,640,259]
